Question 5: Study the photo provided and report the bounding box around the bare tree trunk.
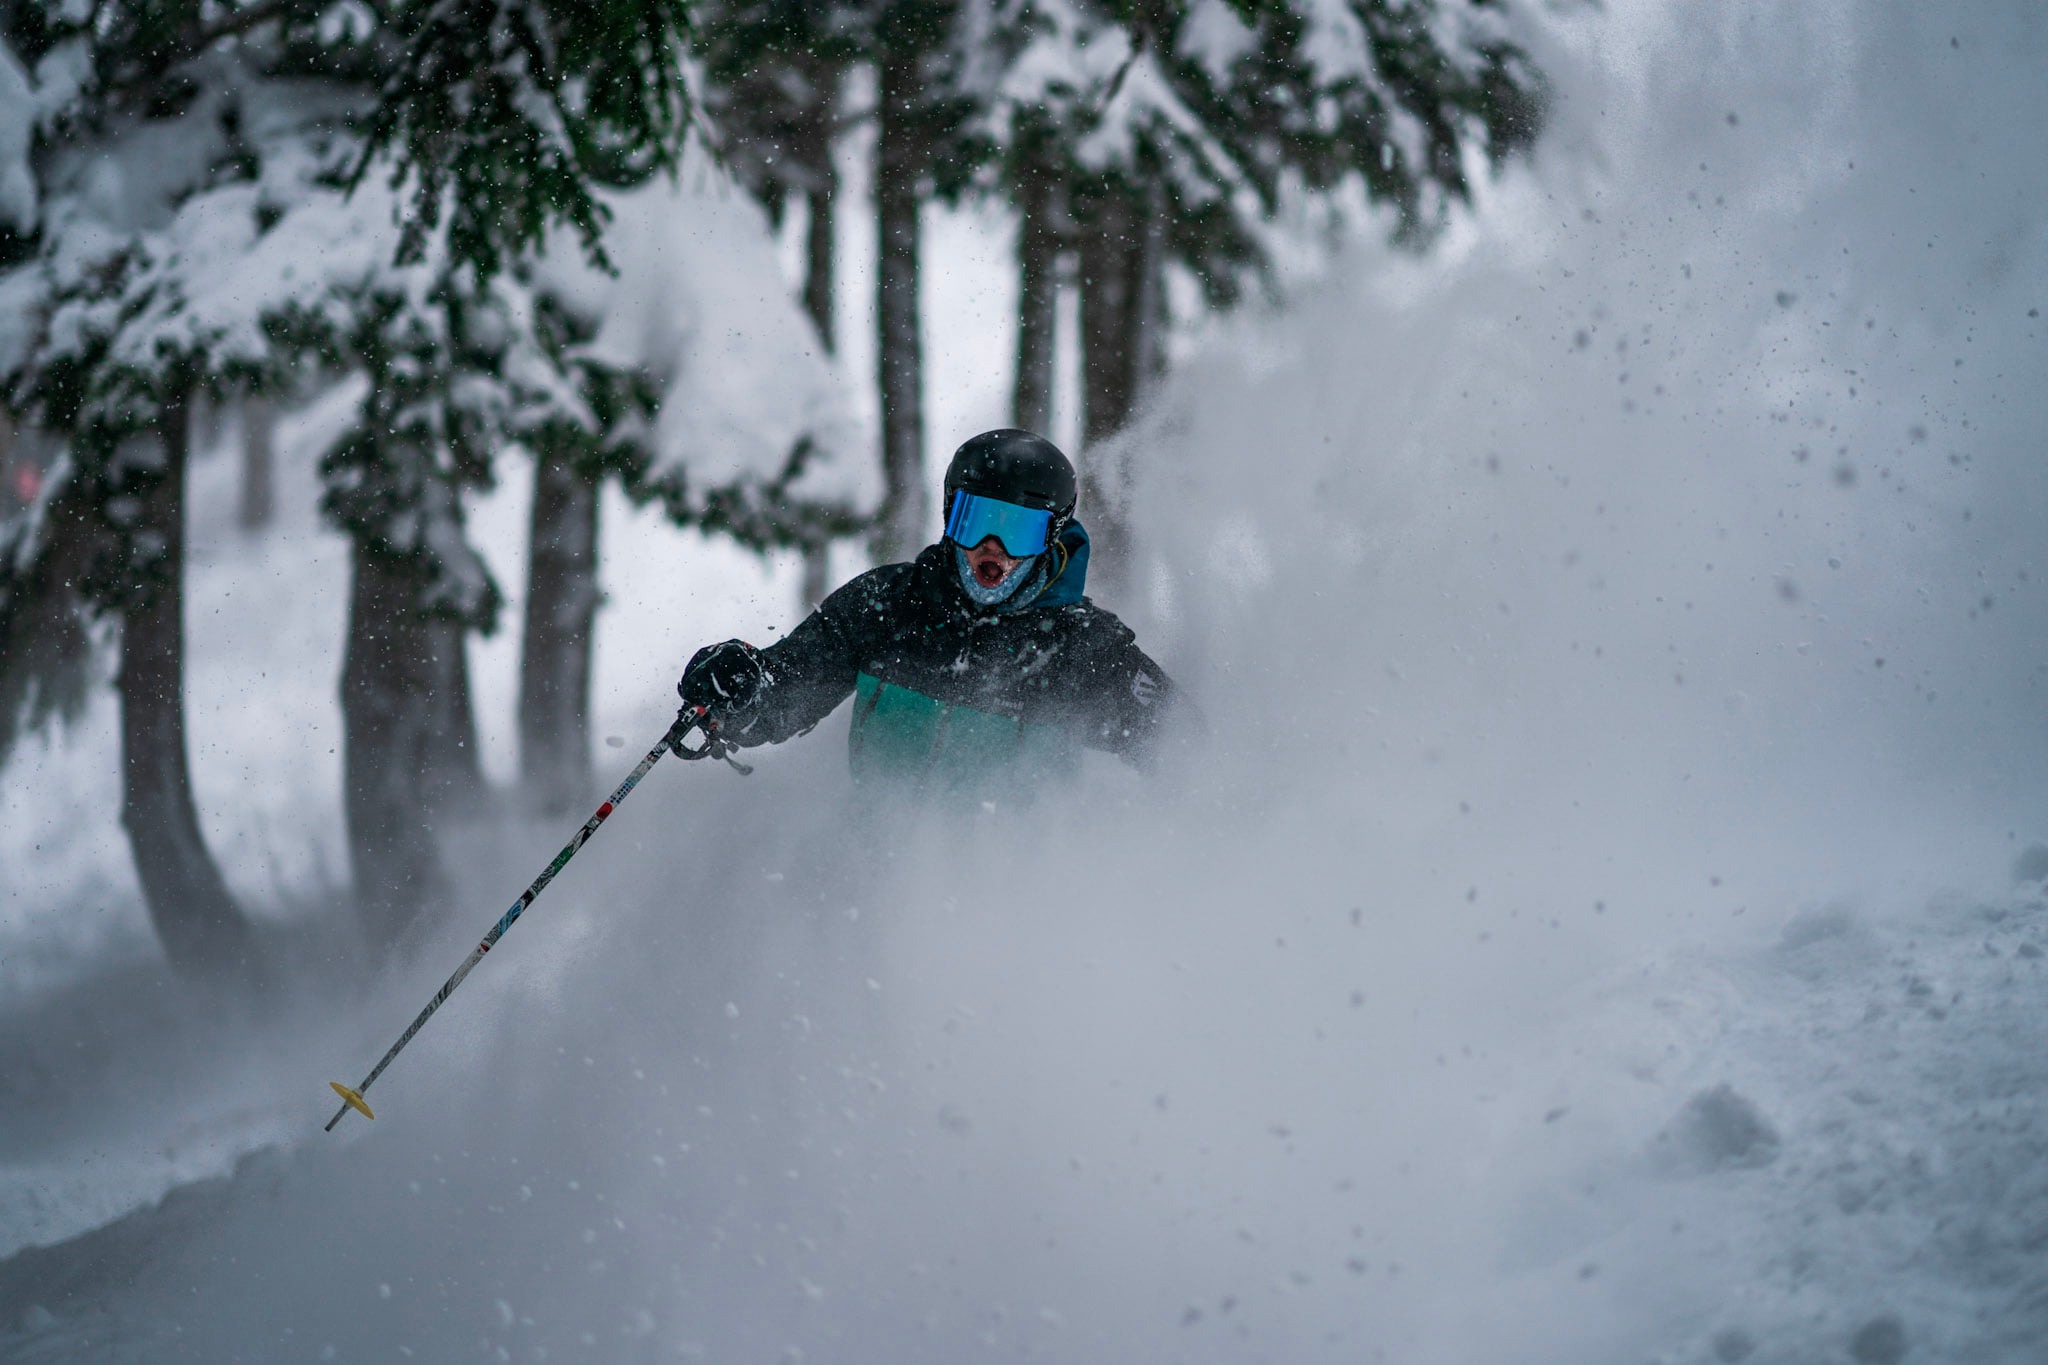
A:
[424,615,483,811]
[1079,193,1138,580]
[1012,167,1059,435]
[1078,185,1169,598]
[1081,192,1158,443]
[341,546,449,951]
[518,444,600,810]
[803,188,835,345]
[238,397,275,531]
[872,49,928,565]
[1134,178,1170,392]
[120,392,256,976]
[798,99,838,607]
[800,152,837,351]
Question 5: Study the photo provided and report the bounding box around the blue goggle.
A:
[944,490,1053,557]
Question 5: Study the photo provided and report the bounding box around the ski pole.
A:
[324,711,747,1131]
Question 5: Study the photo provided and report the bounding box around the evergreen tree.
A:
[0,0,702,963]
[992,0,1546,582]
[687,1,1543,577]
[869,3,965,561]
[696,0,854,347]
[0,13,281,975]
[694,0,860,602]
[506,173,866,811]
[691,1,1002,565]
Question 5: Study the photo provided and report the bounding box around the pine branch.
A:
[100,0,327,98]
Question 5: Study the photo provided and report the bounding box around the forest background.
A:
[0,0,1542,973]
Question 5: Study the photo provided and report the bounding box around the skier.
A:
[669,429,1181,797]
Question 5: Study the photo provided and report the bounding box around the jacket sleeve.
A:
[719,571,883,747]
[1062,609,1183,764]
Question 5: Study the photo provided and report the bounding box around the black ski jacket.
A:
[723,534,1178,790]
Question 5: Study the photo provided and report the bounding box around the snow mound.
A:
[1467,883,2048,1364]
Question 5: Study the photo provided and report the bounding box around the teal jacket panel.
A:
[848,672,1081,797]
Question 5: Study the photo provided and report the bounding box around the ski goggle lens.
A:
[944,491,1053,557]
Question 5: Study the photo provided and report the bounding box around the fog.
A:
[5,2,2047,1361]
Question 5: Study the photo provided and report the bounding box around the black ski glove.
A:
[677,639,769,722]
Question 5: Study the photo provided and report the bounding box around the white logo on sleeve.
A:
[1130,671,1159,706]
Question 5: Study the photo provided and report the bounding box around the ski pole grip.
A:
[666,705,719,759]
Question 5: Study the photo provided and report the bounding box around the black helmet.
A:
[943,430,1078,539]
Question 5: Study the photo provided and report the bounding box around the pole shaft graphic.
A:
[325,737,672,1132]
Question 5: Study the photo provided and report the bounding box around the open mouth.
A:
[966,538,1022,588]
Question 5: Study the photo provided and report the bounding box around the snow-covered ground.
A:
[5,1,2048,1360]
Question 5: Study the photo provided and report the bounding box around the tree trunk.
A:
[1012,167,1059,435]
[341,545,449,950]
[799,105,838,606]
[238,397,275,531]
[424,614,483,811]
[518,444,601,810]
[1078,193,1139,583]
[872,49,928,565]
[1077,185,1168,597]
[801,182,836,353]
[119,393,256,975]
[1080,193,1148,443]
[1134,178,1169,393]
